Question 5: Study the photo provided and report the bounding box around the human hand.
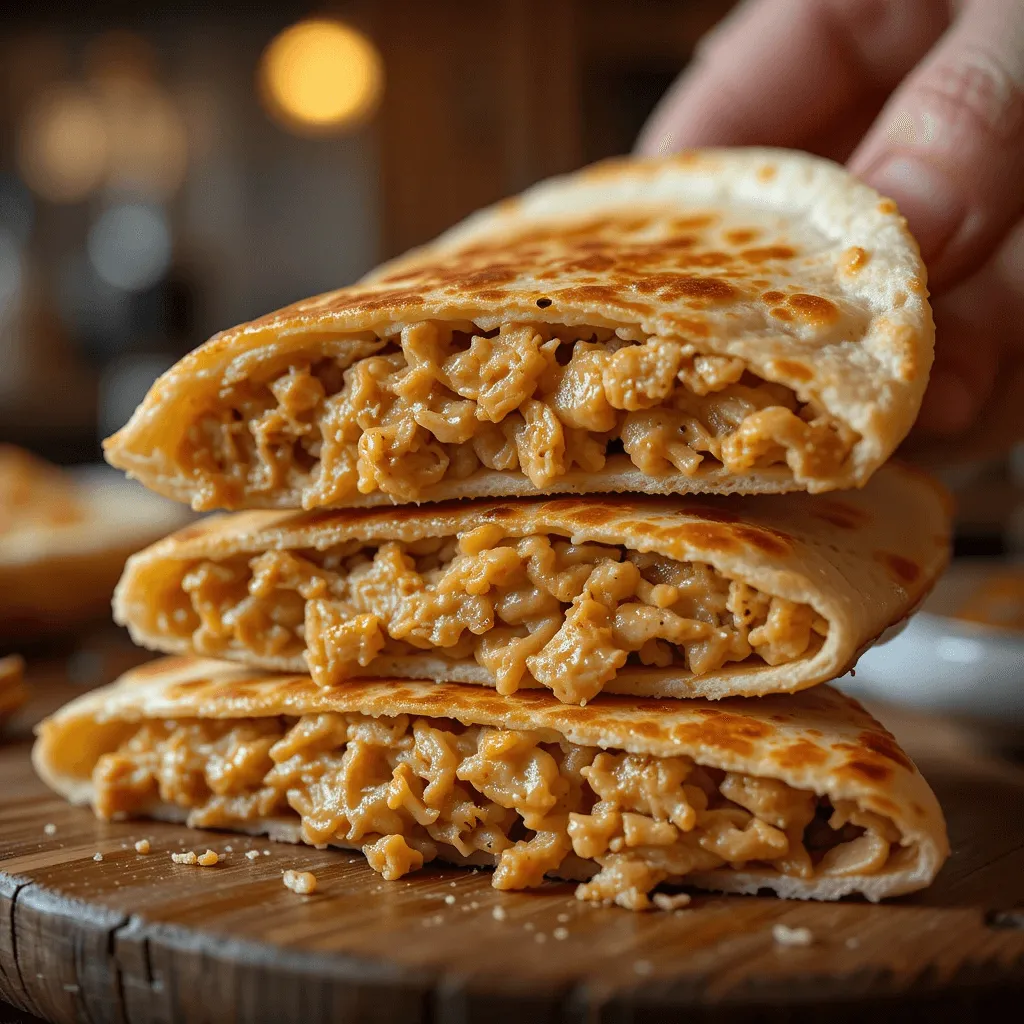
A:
[637,0,1024,441]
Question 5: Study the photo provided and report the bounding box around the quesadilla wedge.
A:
[0,450,189,637]
[113,462,950,704]
[104,149,932,510]
[34,656,948,909]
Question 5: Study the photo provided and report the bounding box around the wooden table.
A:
[2,632,1024,1023]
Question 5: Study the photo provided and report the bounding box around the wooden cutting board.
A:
[2,637,1024,1024]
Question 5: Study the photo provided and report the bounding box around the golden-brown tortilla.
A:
[113,462,950,702]
[33,656,949,905]
[104,149,932,510]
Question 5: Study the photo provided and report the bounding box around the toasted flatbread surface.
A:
[105,149,932,510]
[113,462,950,702]
[34,656,948,906]
[0,455,189,637]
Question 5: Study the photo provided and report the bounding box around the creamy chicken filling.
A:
[163,532,827,704]
[185,322,856,507]
[91,713,900,910]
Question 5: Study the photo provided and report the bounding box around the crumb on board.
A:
[283,870,317,895]
[171,851,197,865]
[556,912,570,923]
[262,849,271,856]
[534,932,547,944]
[772,924,814,947]
[92,853,103,862]
[245,850,260,861]
[553,927,569,941]
[134,839,151,855]
[224,845,233,852]
[491,906,507,921]
[197,850,219,867]
[444,894,456,905]
[43,824,56,837]
[653,892,691,911]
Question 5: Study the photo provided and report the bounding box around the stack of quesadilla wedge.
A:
[36,148,953,910]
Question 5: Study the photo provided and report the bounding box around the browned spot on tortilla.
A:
[761,290,785,304]
[875,550,921,585]
[773,740,828,769]
[878,200,898,214]
[770,358,813,382]
[472,289,509,302]
[842,246,869,273]
[771,307,794,322]
[844,759,891,783]
[669,711,772,758]
[168,677,210,694]
[756,164,777,182]
[787,293,839,326]
[670,215,716,231]
[912,802,926,817]
[725,229,760,245]
[674,522,791,558]
[812,499,871,530]
[858,730,914,771]
[741,245,796,263]
[657,276,737,302]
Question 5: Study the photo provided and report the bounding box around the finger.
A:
[850,0,1024,290]
[913,215,1024,436]
[636,0,949,156]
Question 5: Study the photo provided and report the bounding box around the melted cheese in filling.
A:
[159,533,827,704]
[183,322,856,509]
[92,712,902,910]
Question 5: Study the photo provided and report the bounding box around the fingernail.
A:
[861,156,965,263]
[917,369,976,435]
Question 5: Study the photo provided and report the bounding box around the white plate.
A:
[839,561,1024,722]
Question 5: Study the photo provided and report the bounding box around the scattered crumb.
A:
[245,850,260,861]
[469,901,480,910]
[197,850,219,867]
[553,927,569,941]
[224,845,233,853]
[43,824,56,837]
[534,932,547,944]
[282,869,317,895]
[653,892,691,912]
[134,839,151,855]
[523,921,535,931]
[444,894,456,905]
[492,906,507,921]
[92,852,103,862]
[634,960,653,976]
[772,924,814,947]
[449,880,457,887]
[262,849,271,856]
[556,912,570,923]
[171,851,198,865]
[845,936,860,950]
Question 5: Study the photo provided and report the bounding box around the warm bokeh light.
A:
[17,85,109,203]
[258,19,383,134]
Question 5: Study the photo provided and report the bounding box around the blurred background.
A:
[0,0,730,464]
[0,0,1020,557]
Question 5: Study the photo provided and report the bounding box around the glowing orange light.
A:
[258,19,383,134]
[17,85,108,203]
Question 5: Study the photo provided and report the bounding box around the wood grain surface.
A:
[2,633,1024,1023]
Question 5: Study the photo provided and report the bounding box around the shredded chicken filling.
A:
[164,533,827,704]
[184,322,856,507]
[91,713,901,910]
